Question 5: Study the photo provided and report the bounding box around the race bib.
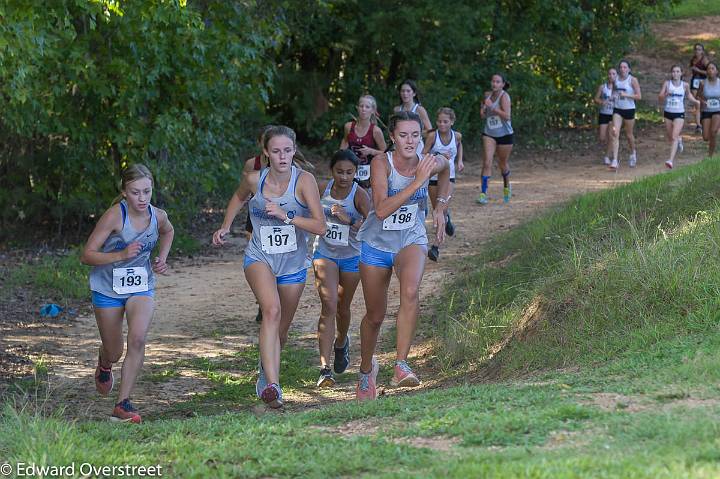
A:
[356,164,370,181]
[707,99,720,109]
[383,203,418,231]
[692,78,701,90]
[667,98,682,109]
[324,222,350,246]
[260,225,297,254]
[112,267,149,295]
[487,115,502,130]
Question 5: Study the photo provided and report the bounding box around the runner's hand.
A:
[212,227,230,246]
[457,160,465,173]
[122,241,142,260]
[153,257,169,275]
[330,204,350,223]
[265,201,287,221]
[415,154,437,183]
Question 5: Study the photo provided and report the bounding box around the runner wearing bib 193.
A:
[658,65,700,169]
[595,68,617,165]
[698,62,720,157]
[425,107,464,262]
[477,73,514,205]
[393,79,432,157]
[340,95,386,188]
[212,126,326,409]
[355,111,450,402]
[609,60,642,170]
[81,164,175,424]
[312,149,370,388]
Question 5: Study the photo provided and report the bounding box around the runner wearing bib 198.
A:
[424,107,464,262]
[658,65,700,169]
[609,60,642,170]
[355,111,450,401]
[393,79,433,157]
[312,149,371,387]
[698,62,720,157]
[594,68,617,166]
[477,73,514,205]
[212,126,326,409]
[340,95,386,189]
[82,164,175,424]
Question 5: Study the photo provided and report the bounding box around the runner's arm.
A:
[81,205,134,266]
[291,171,328,236]
[371,153,436,220]
[213,173,255,245]
[628,78,642,101]
[455,131,464,173]
[417,105,433,138]
[685,82,701,106]
[351,186,371,231]
[340,122,351,150]
[594,84,605,105]
[152,208,174,275]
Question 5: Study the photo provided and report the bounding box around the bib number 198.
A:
[383,204,418,231]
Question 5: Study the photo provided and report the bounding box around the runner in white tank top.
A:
[394,79,432,156]
[609,60,642,170]
[80,164,175,424]
[424,107,464,262]
[594,68,617,165]
[697,62,720,157]
[658,65,700,169]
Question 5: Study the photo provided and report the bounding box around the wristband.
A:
[437,197,448,205]
[283,214,293,225]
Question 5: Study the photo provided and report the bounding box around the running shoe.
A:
[111,398,141,424]
[696,125,703,135]
[256,358,267,398]
[317,367,335,388]
[678,138,684,153]
[95,357,113,397]
[427,245,440,262]
[609,159,619,170]
[356,356,379,401]
[476,193,489,205]
[333,336,350,374]
[503,186,512,203]
[390,360,420,387]
[445,211,455,236]
[261,383,284,408]
[603,156,611,166]
[665,160,673,169]
[255,307,262,323]
[628,152,637,168]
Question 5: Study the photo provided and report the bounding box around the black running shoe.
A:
[333,337,350,374]
[317,367,336,388]
[428,245,440,262]
[255,307,262,323]
[445,211,455,236]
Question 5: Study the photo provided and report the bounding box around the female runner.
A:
[393,80,433,155]
[594,68,617,165]
[658,65,699,169]
[697,62,720,157]
[609,60,642,170]
[477,74,513,205]
[340,95,386,188]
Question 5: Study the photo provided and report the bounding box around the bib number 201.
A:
[112,267,149,295]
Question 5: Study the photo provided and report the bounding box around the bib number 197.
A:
[260,225,297,254]
[112,267,149,294]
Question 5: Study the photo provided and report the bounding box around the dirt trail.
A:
[2,16,718,420]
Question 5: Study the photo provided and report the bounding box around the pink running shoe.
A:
[390,360,420,387]
[95,357,114,397]
[261,383,284,409]
[665,160,673,169]
[356,356,379,401]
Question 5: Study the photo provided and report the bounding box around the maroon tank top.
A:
[346,121,377,164]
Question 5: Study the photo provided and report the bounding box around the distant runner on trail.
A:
[212,125,326,409]
[609,60,642,171]
[658,65,700,169]
[689,43,710,134]
[393,79,433,156]
[81,164,175,424]
[340,95,386,189]
[595,67,617,166]
[477,73,514,205]
[697,62,720,157]
[355,111,450,401]
[424,107,464,262]
[312,149,370,387]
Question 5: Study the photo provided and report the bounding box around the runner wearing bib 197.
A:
[340,95,386,189]
[698,62,720,157]
[212,126,326,409]
[393,79,433,157]
[477,73,514,205]
[595,68,617,165]
[312,149,371,388]
[81,164,175,424]
[609,60,642,170]
[658,65,700,169]
[424,107,464,262]
[355,111,450,401]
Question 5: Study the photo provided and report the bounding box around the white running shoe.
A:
[628,152,637,168]
[665,160,673,169]
[603,156,611,166]
[678,138,684,153]
[609,159,619,170]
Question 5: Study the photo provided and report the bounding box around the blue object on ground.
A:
[39,303,63,318]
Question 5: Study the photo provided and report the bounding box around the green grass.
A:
[666,0,720,18]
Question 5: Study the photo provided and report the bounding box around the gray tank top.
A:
[314,180,362,259]
[89,201,159,298]
[483,91,514,137]
[600,83,614,115]
[357,152,429,253]
[702,78,720,112]
[244,166,310,276]
[614,75,636,110]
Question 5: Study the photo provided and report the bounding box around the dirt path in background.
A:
[1,16,717,421]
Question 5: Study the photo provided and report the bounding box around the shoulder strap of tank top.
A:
[119,201,127,225]
[412,103,419,113]
[324,179,333,197]
[258,166,270,196]
[349,180,358,201]
[386,151,394,170]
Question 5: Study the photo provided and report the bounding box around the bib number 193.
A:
[112,267,149,295]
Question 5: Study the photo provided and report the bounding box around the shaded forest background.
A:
[0,0,674,238]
